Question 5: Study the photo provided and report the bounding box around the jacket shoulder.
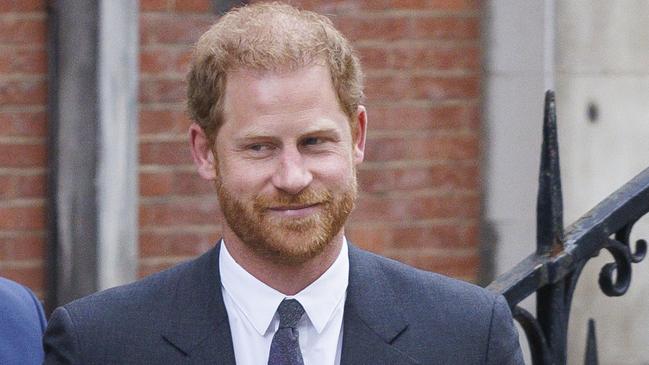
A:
[62,253,201,323]
[352,246,497,307]
[44,247,223,363]
[347,246,522,363]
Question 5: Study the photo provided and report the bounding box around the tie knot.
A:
[276,299,305,328]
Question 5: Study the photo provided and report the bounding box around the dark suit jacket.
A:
[0,277,47,364]
[44,243,523,364]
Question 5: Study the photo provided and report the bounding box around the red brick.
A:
[365,75,480,103]
[0,173,46,199]
[0,79,47,105]
[0,234,45,261]
[172,171,214,195]
[139,140,193,165]
[467,104,480,130]
[0,0,46,12]
[358,164,478,193]
[344,225,394,252]
[359,45,479,72]
[139,230,218,257]
[411,16,479,40]
[173,0,211,12]
[464,223,479,246]
[334,15,478,42]
[139,260,182,278]
[0,47,46,74]
[367,105,471,131]
[0,265,44,291]
[388,251,479,278]
[139,78,186,104]
[139,170,174,196]
[139,108,191,135]
[0,18,46,44]
[347,223,478,253]
[363,134,479,162]
[426,0,479,11]
[139,198,221,227]
[356,47,390,69]
[140,13,216,45]
[292,0,478,12]
[0,143,47,168]
[393,223,478,249]
[0,205,46,230]
[140,0,171,12]
[392,45,480,71]
[140,47,192,75]
[350,193,479,223]
[140,170,212,197]
[334,16,409,42]
[0,111,47,137]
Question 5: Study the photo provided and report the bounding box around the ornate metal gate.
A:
[487,91,649,365]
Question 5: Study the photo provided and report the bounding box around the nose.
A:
[271,147,313,195]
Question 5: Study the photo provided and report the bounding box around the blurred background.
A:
[0,0,647,363]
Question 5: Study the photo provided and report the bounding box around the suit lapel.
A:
[158,242,419,364]
[161,243,236,364]
[341,245,420,365]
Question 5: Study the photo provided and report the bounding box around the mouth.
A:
[267,203,321,218]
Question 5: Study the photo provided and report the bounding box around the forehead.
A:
[220,65,348,135]
[224,65,337,111]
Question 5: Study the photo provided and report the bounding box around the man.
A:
[0,277,47,364]
[44,3,523,364]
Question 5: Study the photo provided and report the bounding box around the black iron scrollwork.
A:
[598,220,647,297]
[513,306,551,365]
[599,237,633,296]
[615,222,647,264]
[487,91,649,365]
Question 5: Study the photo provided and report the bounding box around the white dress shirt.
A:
[220,239,349,365]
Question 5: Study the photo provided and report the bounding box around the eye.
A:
[244,143,275,156]
[302,136,324,146]
[249,143,268,151]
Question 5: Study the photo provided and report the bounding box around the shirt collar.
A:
[219,238,349,336]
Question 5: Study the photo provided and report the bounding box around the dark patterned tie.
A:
[268,299,305,365]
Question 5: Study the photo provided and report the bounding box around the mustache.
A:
[253,189,333,209]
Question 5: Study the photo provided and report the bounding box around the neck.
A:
[222,230,344,296]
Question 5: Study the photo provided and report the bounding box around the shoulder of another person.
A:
[0,277,43,312]
[0,277,46,364]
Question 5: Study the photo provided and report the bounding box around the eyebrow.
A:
[300,128,340,137]
[238,127,341,140]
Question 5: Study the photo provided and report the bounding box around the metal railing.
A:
[487,91,649,365]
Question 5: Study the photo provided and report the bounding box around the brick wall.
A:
[0,0,48,295]
[138,0,220,277]
[0,0,481,296]
[138,0,481,281]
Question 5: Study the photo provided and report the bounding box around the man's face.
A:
[212,65,366,265]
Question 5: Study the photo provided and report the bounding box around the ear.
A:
[352,105,367,165]
[189,123,217,180]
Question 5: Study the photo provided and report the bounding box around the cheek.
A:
[310,157,355,187]
[219,162,270,195]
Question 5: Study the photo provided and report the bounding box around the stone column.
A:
[48,0,138,307]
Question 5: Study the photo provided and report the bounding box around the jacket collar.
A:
[341,244,420,365]
[161,243,236,364]
[158,242,418,364]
